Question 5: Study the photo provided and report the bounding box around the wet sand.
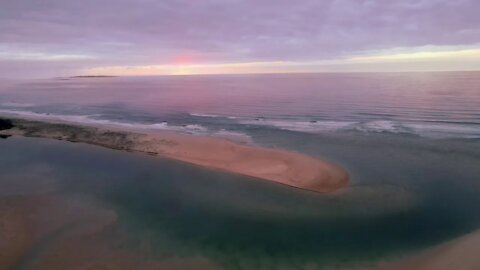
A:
[0,117,349,193]
[355,229,480,270]
[3,193,479,270]
[0,195,219,270]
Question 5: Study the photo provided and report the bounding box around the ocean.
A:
[1,72,480,269]
[1,72,479,140]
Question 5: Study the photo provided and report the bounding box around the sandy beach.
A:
[0,117,349,193]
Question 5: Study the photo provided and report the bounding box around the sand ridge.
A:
[0,117,349,193]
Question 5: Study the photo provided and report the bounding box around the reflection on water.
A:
[1,134,479,269]
[1,72,480,139]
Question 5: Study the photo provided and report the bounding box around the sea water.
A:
[1,72,480,269]
[0,72,479,140]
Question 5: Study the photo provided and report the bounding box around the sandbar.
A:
[0,117,349,193]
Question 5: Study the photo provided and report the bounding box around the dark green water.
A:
[1,134,480,269]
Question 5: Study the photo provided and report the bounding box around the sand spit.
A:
[0,117,349,193]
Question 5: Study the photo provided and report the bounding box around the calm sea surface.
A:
[0,72,479,139]
[1,72,480,269]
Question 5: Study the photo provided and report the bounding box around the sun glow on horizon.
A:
[350,47,480,63]
[84,46,480,76]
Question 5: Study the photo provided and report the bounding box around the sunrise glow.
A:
[84,47,480,76]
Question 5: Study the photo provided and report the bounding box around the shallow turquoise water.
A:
[1,133,479,269]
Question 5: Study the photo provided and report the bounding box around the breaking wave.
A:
[240,118,480,139]
[0,109,210,135]
[2,109,479,139]
[190,113,237,119]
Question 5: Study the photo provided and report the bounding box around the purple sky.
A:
[1,0,479,77]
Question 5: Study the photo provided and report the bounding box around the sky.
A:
[1,0,480,78]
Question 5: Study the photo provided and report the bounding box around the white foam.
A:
[190,113,237,119]
[240,119,356,133]
[0,109,100,124]
[2,109,479,139]
[404,122,480,139]
[0,109,210,135]
[184,124,208,132]
[148,122,169,129]
[363,121,399,132]
[353,120,409,134]
[0,102,35,107]
[190,113,221,118]
[213,129,253,144]
[238,117,480,138]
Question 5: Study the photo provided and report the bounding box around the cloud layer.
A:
[1,0,479,77]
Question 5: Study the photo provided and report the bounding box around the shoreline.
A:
[357,229,480,270]
[0,116,349,193]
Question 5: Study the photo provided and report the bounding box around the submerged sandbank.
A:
[359,229,480,270]
[0,195,219,270]
[0,117,349,193]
